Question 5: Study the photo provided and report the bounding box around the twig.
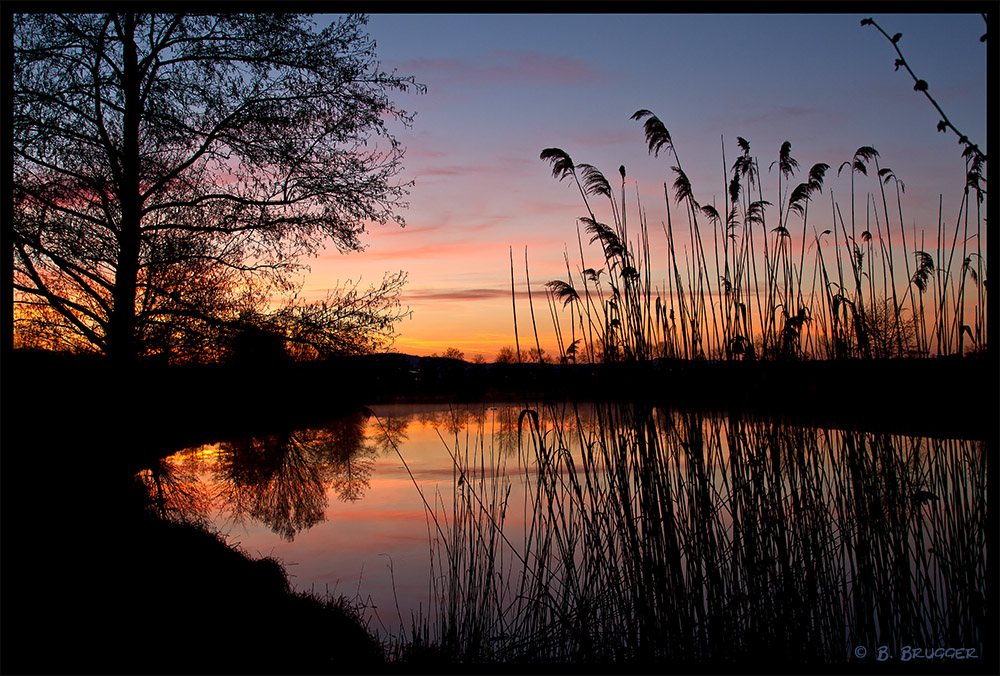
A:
[861,17,986,163]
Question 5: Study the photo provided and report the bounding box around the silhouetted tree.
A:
[12,13,423,363]
[226,320,290,366]
[271,272,409,360]
[494,345,517,364]
[526,347,548,363]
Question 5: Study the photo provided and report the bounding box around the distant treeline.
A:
[8,349,992,451]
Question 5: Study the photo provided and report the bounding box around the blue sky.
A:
[305,12,989,358]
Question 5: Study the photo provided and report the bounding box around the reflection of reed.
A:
[420,403,986,666]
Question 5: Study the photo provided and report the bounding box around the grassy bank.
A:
[3,507,384,674]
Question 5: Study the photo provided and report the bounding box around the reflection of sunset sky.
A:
[161,404,583,623]
[165,405,512,626]
[158,402,977,644]
[302,14,987,359]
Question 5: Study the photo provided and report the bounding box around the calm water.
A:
[144,403,522,633]
[144,401,987,662]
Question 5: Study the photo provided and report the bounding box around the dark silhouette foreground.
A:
[2,355,385,674]
[3,349,994,674]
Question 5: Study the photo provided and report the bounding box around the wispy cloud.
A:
[402,287,567,304]
[398,50,612,88]
[700,104,835,140]
[329,239,478,262]
[413,164,496,179]
[402,287,510,303]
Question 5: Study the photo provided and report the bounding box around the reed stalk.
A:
[411,403,986,666]
[530,112,985,363]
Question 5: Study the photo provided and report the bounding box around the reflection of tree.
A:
[218,433,327,541]
[213,410,377,540]
[415,408,477,438]
[328,450,374,503]
[370,416,410,456]
[490,407,520,458]
[402,406,522,456]
[303,414,379,504]
[139,458,211,526]
[415,409,443,430]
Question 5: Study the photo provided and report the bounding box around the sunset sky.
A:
[303,13,988,360]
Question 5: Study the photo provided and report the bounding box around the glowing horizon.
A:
[295,13,987,362]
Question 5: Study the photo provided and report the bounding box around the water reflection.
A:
[144,409,409,540]
[424,403,986,666]
[143,456,212,526]
[146,402,987,667]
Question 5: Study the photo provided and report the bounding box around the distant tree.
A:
[471,353,486,365]
[862,299,919,358]
[12,13,424,363]
[494,345,517,364]
[527,347,548,364]
[442,347,465,361]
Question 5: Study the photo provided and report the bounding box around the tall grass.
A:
[413,403,986,666]
[536,111,987,362]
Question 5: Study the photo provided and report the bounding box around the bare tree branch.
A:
[13,13,423,360]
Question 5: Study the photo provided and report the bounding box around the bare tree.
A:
[494,345,517,364]
[442,346,465,361]
[12,13,423,362]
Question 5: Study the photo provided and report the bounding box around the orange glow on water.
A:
[153,404,507,615]
[147,401,984,652]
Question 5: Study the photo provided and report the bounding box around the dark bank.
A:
[2,354,385,674]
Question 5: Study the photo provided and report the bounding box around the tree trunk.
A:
[111,13,141,363]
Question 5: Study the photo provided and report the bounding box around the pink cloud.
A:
[405,146,449,161]
[414,164,495,178]
[401,283,608,308]
[331,239,476,262]
[489,49,606,85]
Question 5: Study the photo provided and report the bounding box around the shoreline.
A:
[8,349,994,455]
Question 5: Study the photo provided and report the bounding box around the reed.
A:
[411,402,986,667]
[536,112,986,363]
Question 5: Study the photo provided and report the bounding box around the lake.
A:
[144,400,987,665]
